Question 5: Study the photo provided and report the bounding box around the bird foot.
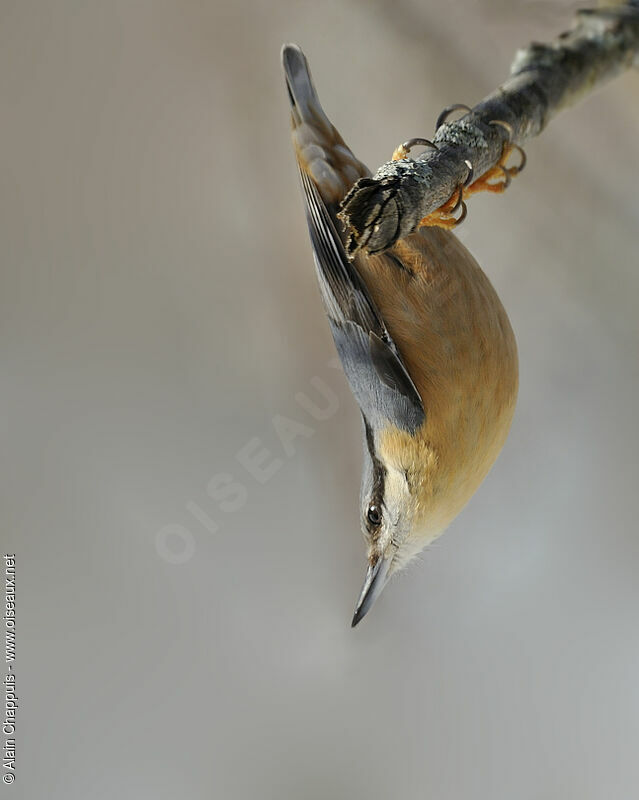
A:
[392,137,439,162]
[418,141,526,230]
[465,142,526,197]
[418,186,467,229]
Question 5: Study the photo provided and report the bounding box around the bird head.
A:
[353,415,452,625]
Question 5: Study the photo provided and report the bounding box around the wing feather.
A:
[299,168,425,433]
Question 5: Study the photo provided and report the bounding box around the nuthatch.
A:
[282,44,519,626]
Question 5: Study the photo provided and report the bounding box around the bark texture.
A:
[339,2,639,256]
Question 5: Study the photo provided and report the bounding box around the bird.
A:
[282,44,519,627]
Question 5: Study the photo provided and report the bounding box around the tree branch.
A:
[338,2,639,256]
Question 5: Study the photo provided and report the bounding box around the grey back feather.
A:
[300,169,425,434]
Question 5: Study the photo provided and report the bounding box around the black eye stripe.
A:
[363,416,386,532]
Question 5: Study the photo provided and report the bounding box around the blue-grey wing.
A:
[299,168,425,434]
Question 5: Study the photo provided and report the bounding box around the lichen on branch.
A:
[338,2,639,256]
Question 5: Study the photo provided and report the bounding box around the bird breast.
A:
[357,224,519,531]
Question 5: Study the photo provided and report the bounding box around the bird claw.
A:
[418,185,467,229]
[392,137,439,162]
[402,113,527,231]
[464,141,526,196]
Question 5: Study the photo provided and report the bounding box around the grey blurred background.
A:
[1,1,639,798]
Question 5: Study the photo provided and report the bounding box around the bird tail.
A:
[281,44,369,215]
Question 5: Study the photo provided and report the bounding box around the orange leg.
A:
[418,186,467,230]
[418,141,526,230]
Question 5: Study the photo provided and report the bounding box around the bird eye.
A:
[367,505,382,527]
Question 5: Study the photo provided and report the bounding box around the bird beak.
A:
[351,554,393,627]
